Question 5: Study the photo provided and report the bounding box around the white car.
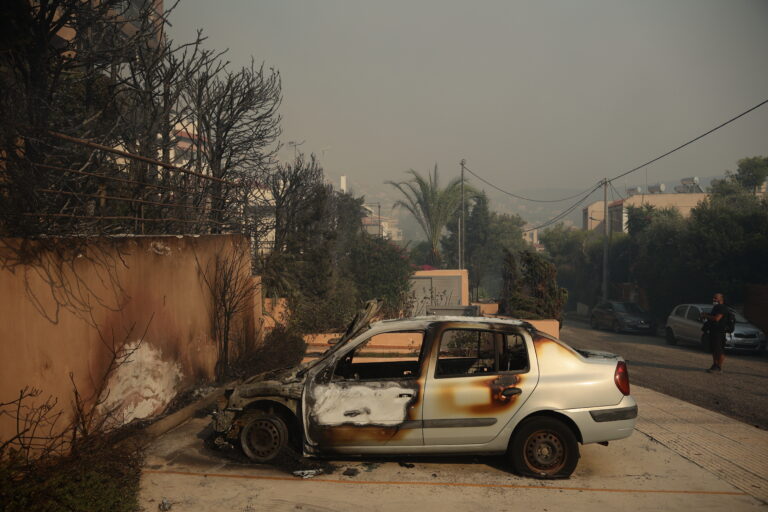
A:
[665,303,766,352]
[211,302,637,479]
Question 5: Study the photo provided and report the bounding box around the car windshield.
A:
[614,302,644,314]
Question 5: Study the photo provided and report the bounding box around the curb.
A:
[140,383,233,441]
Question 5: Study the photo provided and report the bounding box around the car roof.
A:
[370,315,527,332]
[680,304,714,309]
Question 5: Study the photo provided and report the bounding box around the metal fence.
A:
[1,132,269,238]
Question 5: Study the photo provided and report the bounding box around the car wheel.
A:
[612,321,622,334]
[665,328,677,345]
[240,411,289,463]
[590,316,599,329]
[510,417,579,479]
[700,334,711,352]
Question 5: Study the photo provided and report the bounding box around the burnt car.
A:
[211,301,637,479]
[590,301,655,334]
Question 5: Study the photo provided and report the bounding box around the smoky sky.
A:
[169,0,768,199]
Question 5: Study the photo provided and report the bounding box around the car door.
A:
[303,329,427,449]
[682,305,703,343]
[421,323,538,446]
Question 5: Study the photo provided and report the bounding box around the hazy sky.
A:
[169,0,768,213]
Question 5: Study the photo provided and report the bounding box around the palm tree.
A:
[388,165,468,266]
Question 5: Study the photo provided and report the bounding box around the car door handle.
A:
[501,387,522,397]
[398,393,414,398]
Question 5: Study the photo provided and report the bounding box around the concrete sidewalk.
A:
[632,385,768,504]
[139,382,768,508]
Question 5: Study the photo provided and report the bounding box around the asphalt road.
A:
[560,320,768,431]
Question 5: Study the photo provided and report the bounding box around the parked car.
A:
[210,301,637,479]
[590,301,655,334]
[665,303,766,353]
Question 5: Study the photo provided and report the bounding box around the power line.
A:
[523,181,603,233]
[609,181,625,201]
[608,98,768,183]
[523,98,768,234]
[463,165,598,203]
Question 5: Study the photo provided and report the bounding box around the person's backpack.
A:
[725,308,737,334]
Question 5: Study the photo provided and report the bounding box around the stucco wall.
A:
[412,269,470,306]
[0,234,252,439]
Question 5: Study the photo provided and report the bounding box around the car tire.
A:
[240,411,290,463]
[665,328,677,345]
[612,321,622,334]
[590,316,599,329]
[509,417,580,479]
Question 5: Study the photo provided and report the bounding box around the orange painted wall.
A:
[0,235,253,440]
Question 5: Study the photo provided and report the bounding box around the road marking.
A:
[144,469,746,496]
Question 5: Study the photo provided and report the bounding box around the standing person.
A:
[702,293,728,373]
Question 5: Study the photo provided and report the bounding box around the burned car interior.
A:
[435,330,529,377]
[331,331,426,382]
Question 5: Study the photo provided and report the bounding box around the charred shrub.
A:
[0,384,144,511]
[0,437,142,512]
[231,325,307,377]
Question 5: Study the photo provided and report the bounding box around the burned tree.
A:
[196,241,256,380]
[0,0,166,237]
[183,59,282,237]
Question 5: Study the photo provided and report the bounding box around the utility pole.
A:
[602,178,609,301]
[287,140,305,158]
[460,159,466,270]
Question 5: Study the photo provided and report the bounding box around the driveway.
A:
[139,409,765,511]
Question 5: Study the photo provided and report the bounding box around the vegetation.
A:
[389,165,470,266]
[540,162,768,320]
[731,156,768,194]
[499,249,568,321]
[260,154,413,333]
[441,192,526,299]
[1,355,145,512]
[1,439,142,512]
[0,0,281,240]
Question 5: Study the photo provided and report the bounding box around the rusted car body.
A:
[211,304,637,478]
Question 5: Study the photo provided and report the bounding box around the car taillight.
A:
[614,361,630,396]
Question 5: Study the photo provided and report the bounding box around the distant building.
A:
[582,201,605,231]
[362,204,403,241]
[583,177,712,233]
[522,226,545,252]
